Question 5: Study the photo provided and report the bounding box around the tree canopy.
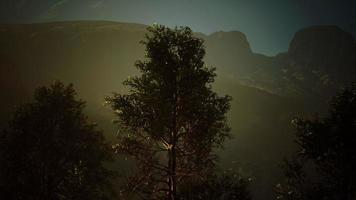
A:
[276,83,356,200]
[106,25,232,200]
[0,81,115,200]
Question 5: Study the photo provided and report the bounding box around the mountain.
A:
[283,26,356,98]
[288,26,356,80]
[203,31,254,74]
[200,30,278,92]
[1,21,355,199]
[343,22,356,40]
[227,25,356,100]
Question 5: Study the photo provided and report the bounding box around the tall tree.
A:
[0,81,115,200]
[106,25,231,200]
[276,83,356,200]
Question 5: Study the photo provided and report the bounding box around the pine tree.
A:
[106,25,231,200]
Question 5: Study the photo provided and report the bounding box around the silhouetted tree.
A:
[178,173,251,200]
[106,25,231,200]
[276,83,356,200]
[0,81,116,200]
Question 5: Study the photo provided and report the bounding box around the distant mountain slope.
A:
[230,25,356,99]
[1,21,354,200]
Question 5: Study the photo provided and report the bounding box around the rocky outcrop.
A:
[288,26,356,81]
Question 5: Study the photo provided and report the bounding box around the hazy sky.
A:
[1,0,355,55]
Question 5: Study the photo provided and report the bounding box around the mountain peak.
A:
[289,25,355,54]
[287,25,356,80]
[207,31,251,53]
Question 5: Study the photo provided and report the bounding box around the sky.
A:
[0,0,355,55]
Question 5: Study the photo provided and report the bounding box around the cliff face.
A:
[344,23,356,41]
[205,31,252,58]
[288,26,356,81]
[203,31,259,76]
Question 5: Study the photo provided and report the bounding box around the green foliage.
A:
[0,81,116,200]
[276,83,356,200]
[178,173,251,200]
[106,25,231,199]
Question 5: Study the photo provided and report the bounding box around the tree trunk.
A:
[168,75,178,200]
[171,136,177,200]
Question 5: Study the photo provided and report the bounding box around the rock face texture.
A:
[203,31,277,77]
[288,26,356,81]
[202,31,257,77]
